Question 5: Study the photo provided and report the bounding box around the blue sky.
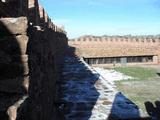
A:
[39,0,160,38]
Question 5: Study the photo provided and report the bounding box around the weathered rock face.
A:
[0,0,68,120]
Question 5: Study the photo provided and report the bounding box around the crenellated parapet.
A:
[0,0,68,120]
[71,35,160,43]
[69,35,160,64]
[0,0,66,34]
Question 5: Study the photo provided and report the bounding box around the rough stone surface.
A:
[0,35,29,55]
[0,76,29,93]
[0,17,28,35]
[0,1,68,120]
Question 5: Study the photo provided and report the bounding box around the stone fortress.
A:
[69,35,160,66]
[0,0,68,120]
[1,0,160,120]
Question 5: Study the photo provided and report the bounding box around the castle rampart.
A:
[0,0,68,119]
[69,36,160,66]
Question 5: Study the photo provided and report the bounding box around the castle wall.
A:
[0,0,68,119]
[69,36,160,65]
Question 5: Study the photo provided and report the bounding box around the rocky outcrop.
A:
[0,0,68,120]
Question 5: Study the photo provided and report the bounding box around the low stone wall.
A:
[0,0,68,120]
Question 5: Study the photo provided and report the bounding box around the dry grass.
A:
[114,67,160,112]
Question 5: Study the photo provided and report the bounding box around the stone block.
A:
[16,35,29,55]
[44,11,48,23]
[0,76,29,93]
[0,17,28,35]
[38,5,45,27]
[0,54,29,79]
[7,105,17,120]
[27,28,44,55]
[28,0,40,25]
[0,35,28,55]
[7,96,28,120]
[38,5,44,19]
[0,62,29,79]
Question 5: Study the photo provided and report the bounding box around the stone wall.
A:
[69,36,160,63]
[0,0,68,120]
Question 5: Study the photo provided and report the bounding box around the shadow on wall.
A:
[0,20,27,120]
[58,45,100,120]
[16,26,68,120]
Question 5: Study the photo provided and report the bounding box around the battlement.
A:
[70,35,160,43]
[0,0,67,34]
[69,35,160,65]
[0,0,68,119]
